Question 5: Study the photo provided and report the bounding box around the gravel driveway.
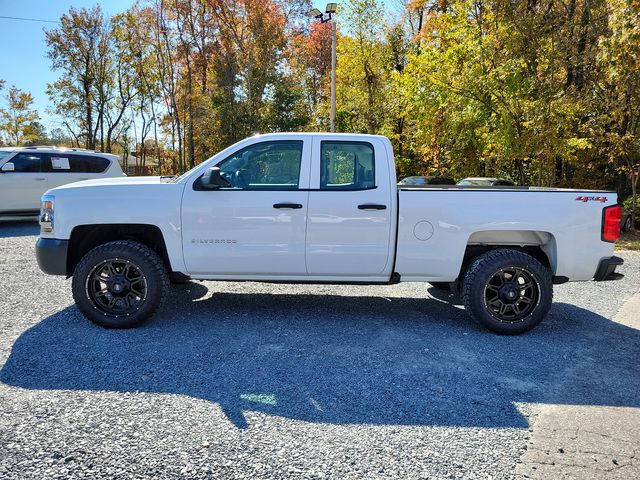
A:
[1,220,639,479]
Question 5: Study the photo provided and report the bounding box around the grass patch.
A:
[617,229,640,251]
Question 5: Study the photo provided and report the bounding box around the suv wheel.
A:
[72,240,169,328]
[462,249,553,334]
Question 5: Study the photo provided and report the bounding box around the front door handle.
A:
[273,203,303,209]
[35,178,46,181]
[358,204,387,210]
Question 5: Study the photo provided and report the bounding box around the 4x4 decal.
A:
[575,196,608,203]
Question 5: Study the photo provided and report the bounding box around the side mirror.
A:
[200,166,221,190]
[1,162,15,172]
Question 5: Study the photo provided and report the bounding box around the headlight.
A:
[39,195,55,233]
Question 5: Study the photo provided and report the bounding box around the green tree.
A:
[0,86,40,145]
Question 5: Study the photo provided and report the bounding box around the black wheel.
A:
[428,282,452,291]
[170,272,192,284]
[462,249,552,334]
[622,216,632,232]
[72,240,169,328]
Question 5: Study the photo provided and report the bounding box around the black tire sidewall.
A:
[463,250,553,335]
[72,241,168,328]
[623,217,632,232]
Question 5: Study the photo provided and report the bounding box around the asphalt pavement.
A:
[0,219,638,479]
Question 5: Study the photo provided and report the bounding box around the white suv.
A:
[0,146,125,215]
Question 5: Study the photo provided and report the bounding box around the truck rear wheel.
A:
[462,249,552,334]
[72,240,169,328]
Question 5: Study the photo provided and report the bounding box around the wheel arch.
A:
[67,224,172,277]
[458,230,557,281]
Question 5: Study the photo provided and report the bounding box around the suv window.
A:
[9,153,45,172]
[320,142,375,190]
[216,141,303,190]
[45,154,111,173]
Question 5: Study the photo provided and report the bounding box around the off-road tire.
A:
[72,240,169,328]
[462,249,553,335]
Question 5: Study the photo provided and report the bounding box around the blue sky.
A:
[0,1,133,131]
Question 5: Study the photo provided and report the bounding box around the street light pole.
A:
[330,19,336,132]
[311,3,338,132]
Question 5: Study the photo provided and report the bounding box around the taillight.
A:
[602,205,622,242]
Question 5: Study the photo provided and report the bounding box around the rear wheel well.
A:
[67,224,171,276]
[457,245,552,285]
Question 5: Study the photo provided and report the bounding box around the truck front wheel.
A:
[462,249,553,334]
[72,240,169,328]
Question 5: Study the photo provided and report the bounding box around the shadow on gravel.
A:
[2,282,639,429]
[0,219,39,238]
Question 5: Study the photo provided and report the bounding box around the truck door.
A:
[181,138,311,276]
[306,138,394,276]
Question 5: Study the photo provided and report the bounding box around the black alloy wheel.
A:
[86,258,148,317]
[482,267,540,322]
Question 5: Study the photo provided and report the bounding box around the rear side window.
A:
[320,142,375,190]
[9,153,45,172]
[45,154,111,173]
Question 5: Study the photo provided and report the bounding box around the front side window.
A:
[216,141,303,190]
[9,153,44,172]
[320,142,375,190]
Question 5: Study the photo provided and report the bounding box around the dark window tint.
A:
[216,141,303,190]
[320,141,375,190]
[46,154,111,173]
[9,153,44,172]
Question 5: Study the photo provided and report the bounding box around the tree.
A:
[46,5,135,153]
[593,0,640,229]
[0,86,40,145]
[337,0,388,134]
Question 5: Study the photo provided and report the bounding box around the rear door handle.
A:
[273,203,303,209]
[358,204,387,210]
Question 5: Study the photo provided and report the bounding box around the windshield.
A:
[0,151,13,162]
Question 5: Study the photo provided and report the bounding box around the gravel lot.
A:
[1,219,639,479]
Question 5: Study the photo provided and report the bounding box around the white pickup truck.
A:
[35,133,624,334]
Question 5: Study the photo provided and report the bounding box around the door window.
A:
[44,154,111,173]
[320,142,375,190]
[215,141,303,190]
[8,153,45,172]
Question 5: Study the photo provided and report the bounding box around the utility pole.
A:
[330,19,336,132]
[311,3,338,132]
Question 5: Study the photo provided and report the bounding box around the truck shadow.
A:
[0,219,39,238]
[1,283,638,429]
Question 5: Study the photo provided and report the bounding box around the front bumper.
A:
[593,256,624,281]
[35,238,69,276]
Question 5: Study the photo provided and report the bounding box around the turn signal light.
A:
[40,196,55,233]
[602,205,622,243]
